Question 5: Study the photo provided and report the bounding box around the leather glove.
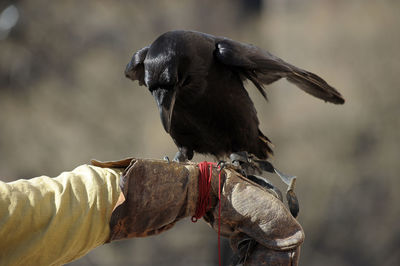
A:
[92,158,304,265]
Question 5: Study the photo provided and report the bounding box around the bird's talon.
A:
[163,156,170,163]
[173,150,190,162]
[229,151,251,164]
[217,160,226,171]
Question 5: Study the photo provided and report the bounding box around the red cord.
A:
[218,167,221,266]
[192,161,222,266]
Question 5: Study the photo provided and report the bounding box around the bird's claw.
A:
[229,151,251,165]
[217,160,227,170]
[217,160,247,176]
[163,156,170,163]
[173,150,187,162]
[229,152,263,176]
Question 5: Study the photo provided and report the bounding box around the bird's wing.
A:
[214,39,344,104]
[125,46,149,86]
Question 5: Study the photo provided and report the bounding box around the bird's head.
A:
[125,45,181,134]
[125,31,202,133]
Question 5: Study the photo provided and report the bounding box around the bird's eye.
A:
[182,76,191,87]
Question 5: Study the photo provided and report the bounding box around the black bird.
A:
[125,30,344,162]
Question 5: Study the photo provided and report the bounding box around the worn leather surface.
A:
[210,169,304,251]
[93,158,304,265]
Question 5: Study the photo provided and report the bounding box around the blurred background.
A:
[1,0,399,265]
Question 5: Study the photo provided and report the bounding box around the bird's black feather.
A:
[125,30,345,161]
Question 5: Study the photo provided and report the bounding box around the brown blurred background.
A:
[1,0,399,265]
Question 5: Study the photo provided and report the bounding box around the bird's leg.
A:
[229,151,262,176]
[229,152,283,199]
[216,159,247,177]
[173,151,187,162]
[173,147,193,162]
[217,160,227,170]
[229,151,250,166]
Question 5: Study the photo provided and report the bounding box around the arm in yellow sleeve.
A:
[0,164,122,266]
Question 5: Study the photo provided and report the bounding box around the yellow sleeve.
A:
[0,164,122,266]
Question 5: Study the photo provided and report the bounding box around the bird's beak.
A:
[152,88,177,133]
[124,61,135,80]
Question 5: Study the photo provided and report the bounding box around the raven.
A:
[125,30,344,162]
